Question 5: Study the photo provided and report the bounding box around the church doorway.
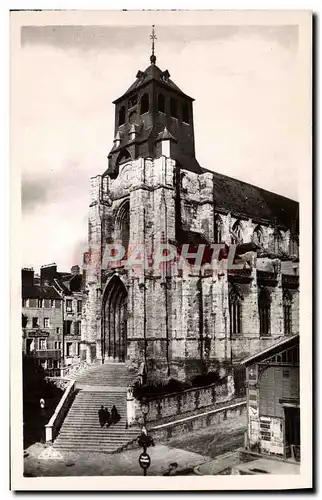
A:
[102,276,127,362]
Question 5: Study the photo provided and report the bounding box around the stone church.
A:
[81,39,299,383]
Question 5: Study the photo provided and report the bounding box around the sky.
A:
[16,21,301,272]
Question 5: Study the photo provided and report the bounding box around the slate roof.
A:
[22,284,62,300]
[113,64,193,104]
[202,169,299,230]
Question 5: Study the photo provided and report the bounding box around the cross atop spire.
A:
[150,25,157,65]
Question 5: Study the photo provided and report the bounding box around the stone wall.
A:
[144,378,232,423]
[151,400,246,442]
[83,156,300,383]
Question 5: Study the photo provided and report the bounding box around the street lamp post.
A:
[138,398,154,476]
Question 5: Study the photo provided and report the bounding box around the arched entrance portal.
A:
[102,276,127,362]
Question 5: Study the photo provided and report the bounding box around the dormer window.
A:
[118,106,125,126]
[170,98,178,119]
[140,93,149,115]
[161,70,170,81]
[182,103,190,124]
[158,93,166,113]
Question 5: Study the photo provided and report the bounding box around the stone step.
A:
[55,430,137,437]
[53,381,138,453]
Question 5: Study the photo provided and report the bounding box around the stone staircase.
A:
[74,362,135,389]
[54,363,139,453]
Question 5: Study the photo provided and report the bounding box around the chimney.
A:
[40,263,57,284]
[71,265,80,275]
[22,268,34,286]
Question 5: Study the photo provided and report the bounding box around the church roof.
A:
[200,168,298,230]
[113,64,193,104]
[22,284,62,300]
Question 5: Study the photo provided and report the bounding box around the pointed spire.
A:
[129,123,138,141]
[150,25,157,65]
[113,130,121,148]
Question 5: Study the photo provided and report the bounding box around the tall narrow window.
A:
[283,290,292,336]
[140,93,149,114]
[182,102,190,123]
[32,317,39,328]
[170,98,178,118]
[214,214,223,244]
[66,342,73,357]
[259,287,271,337]
[74,321,81,335]
[158,93,165,113]
[253,225,263,247]
[66,300,73,312]
[273,228,283,254]
[64,320,72,336]
[229,286,243,335]
[118,106,125,126]
[231,220,243,244]
[39,339,47,350]
[117,201,130,257]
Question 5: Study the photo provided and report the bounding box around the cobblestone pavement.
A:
[24,413,246,477]
[24,442,210,477]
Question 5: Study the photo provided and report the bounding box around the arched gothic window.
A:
[116,201,130,257]
[253,225,263,247]
[140,93,149,114]
[158,93,165,113]
[118,106,125,126]
[259,287,271,337]
[229,285,243,335]
[231,220,243,244]
[283,290,292,336]
[214,214,223,244]
[170,98,178,118]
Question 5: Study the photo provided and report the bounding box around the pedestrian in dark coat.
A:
[98,405,105,428]
[104,406,111,427]
[111,405,120,425]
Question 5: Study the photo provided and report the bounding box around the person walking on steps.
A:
[98,405,105,428]
[104,406,111,427]
[111,405,121,425]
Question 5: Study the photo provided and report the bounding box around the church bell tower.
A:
[105,25,202,179]
[83,26,204,380]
